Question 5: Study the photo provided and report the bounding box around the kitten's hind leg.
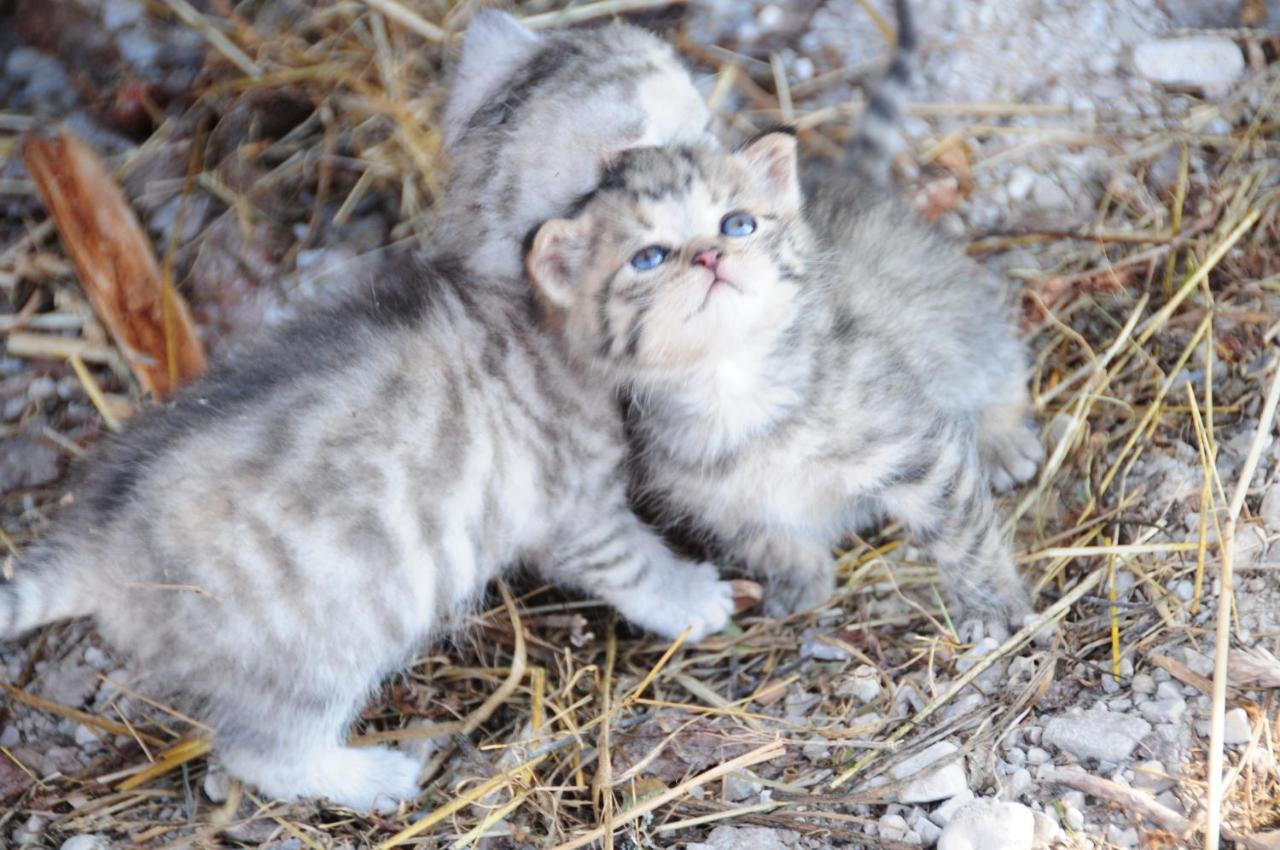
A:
[880,436,1034,631]
[978,396,1044,493]
[213,695,420,812]
[543,501,735,642]
[734,531,835,618]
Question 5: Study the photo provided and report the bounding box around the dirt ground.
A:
[2,1,1279,848]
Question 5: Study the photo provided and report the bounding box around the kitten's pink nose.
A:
[693,248,722,270]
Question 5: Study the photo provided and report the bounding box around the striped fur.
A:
[845,0,917,183]
[436,10,714,280]
[526,130,1042,628]
[0,255,734,810]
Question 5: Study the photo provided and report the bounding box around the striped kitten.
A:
[524,130,1042,628]
[436,10,714,279]
[0,257,735,811]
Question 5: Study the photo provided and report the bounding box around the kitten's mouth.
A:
[701,272,739,304]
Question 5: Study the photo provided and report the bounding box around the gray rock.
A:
[724,769,765,802]
[1133,37,1245,94]
[938,799,1036,850]
[1223,707,1252,745]
[878,813,912,841]
[687,826,799,850]
[1042,710,1151,762]
[800,629,851,662]
[1132,759,1176,793]
[1139,697,1186,725]
[845,664,881,703]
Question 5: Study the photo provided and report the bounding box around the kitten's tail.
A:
[1,545,94,639]
[845,0,916,183]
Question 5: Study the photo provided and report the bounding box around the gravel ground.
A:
[2,1,1278,848]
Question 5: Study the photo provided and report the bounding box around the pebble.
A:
[1133,37,1245,94]
[61,837,113,850]
[846,665,881,703]
[1106,824,1140,848]
[889,741,970,803]
[1261,482,1280,532]
[102,0,145,30]
[1139,697,1186,725]
[1007,167,1037,201]
[1223,707,1252,745]
[724,769,765,802]
[1032,810,1063,847]
[1064,805,1085,830]
[1026,747,1051,766]
[1043,710,1152,762]
[1133,759,1176,793]
[799,629,851,662]
[1131,673,1156,695]
[203,765,231,803]
[687,825,799,850]
[930,789,976,827]
[937,799,1036,850]
[878,813,912,841]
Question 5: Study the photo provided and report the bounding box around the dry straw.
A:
[0,2,1278,848]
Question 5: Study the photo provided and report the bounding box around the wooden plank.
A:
[22,131,206,399]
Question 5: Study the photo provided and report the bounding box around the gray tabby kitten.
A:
[524,131,1043,627]
[0,258,736,811]
[436,9,714,279]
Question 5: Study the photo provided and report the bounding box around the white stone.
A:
[687,825,799,850]
[1043,710,1151,762]
[1106,824,1140,848]
[61,837,113,850]
[1064,806,1084,830]
[847,665,881,703]
[1026,747,1051,766]
[938,799,1036,850]
[889,741,969,804]
[1133,37,1245,94]
[1007,167,1036,201]
[930,789,976,827]
[879,813,911,841]
[73,723,101,748]
[1223,707,1252,745]
[203,766,231,803]
[1261,483,1280,532]
[1032,810,1063,848]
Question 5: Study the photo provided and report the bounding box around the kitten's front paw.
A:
[641,562,736,643]
[763,570,833,618]
[982,420,1045,493]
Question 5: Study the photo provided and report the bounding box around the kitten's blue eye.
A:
[720,212,757,237]
[630,245,669,271]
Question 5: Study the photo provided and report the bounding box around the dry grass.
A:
[1,3,1279,849]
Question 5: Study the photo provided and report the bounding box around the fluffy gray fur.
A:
[526,130,1043,627]
[435,10,714,280]
[0,257,735,811]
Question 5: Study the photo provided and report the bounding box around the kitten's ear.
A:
[444,10,546,148]
[737,131,801,211]
[525,217,593,310]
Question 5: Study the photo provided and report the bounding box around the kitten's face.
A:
[527,134,807,380]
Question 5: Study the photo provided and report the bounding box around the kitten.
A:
[1,256,736,811]
[524,131,1043,628]
[435,10,715,280]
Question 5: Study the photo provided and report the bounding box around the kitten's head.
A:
[525,132,811,382]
